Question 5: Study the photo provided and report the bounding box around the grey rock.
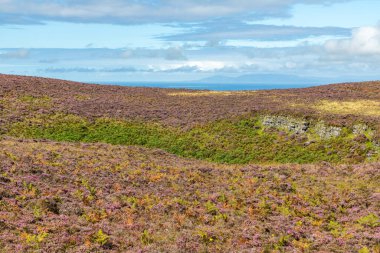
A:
[315,122,342,139]
[262,115,309,134]
[353,124,368,135]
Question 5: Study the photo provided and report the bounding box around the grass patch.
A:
[8,113,376,164]
[167,90,256,97]
[313,100,380,116]
[19,95,52,108]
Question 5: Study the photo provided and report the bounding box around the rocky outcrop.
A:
[262,115,309,134]
[261,115,379,141]
[314,123,342,139]
[261,115,344,139]
[353,124,369,135]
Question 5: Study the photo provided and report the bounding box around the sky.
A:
[1,0,380,84]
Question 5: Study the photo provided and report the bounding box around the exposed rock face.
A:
[261,115,380,141]
[262,115,345,139]
[353,124,369,135]
[262,115,310,134]
[314,123,342,139]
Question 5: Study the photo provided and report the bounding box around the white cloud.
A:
[0,49,29,58]
[158,61,230,72]
[325,26,380,55]
[0,0,355,25]
[121,47,187,61]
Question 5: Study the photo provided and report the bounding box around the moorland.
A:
[0,74,379,252]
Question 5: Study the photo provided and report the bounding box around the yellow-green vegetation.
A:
[357,214,380,228]
[19,95,52,109]
[21,230,49,250]
[167,90,256,96]
[140,230,154,245]
[91,229,110,246]
[358,247,370,253]
[7,113,379,164]
[313,100,380,116]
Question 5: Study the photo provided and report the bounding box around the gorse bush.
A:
[8,113,378,164]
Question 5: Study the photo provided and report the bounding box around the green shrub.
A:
[205,201,218,215]
[140,230,153,245]
[8,113,377,165]
[92,229,110,246]
[358,246,370,253]
[358,214,380,228]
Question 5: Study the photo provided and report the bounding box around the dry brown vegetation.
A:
[1,74,379,130]
[167,91,257,97]
[0,74,379,252]
[0,138,379,252]
[314,100,380,117]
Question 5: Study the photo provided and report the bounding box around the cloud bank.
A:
[325,26,380,55]
[0,0,354,25]
[1,0,380,83]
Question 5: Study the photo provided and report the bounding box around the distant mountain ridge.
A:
[196,74,380,85]
[197,74,324,85]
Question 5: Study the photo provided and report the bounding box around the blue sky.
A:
[1,0,380,83]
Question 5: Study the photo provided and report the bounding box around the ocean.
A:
[95,82,321,91]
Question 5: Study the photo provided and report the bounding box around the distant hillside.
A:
[197,73,380,86]
[1,74,379,127]
[1,74,379,164]
[197,74,323,85]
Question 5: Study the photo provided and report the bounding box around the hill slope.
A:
[0,74,379,252]
[0,138,379,252]
[1,74,379,164]
[1,74,379,127]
